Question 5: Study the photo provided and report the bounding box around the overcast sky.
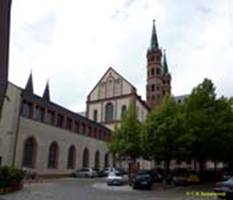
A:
[9,0,233,112]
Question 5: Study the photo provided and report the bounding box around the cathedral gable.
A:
[88,67,136,101]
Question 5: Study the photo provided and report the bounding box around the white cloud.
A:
[9,0,233,111]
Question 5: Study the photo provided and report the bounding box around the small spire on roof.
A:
[162,49,169,74]
[42,80,50,101]
[25,72,34,94]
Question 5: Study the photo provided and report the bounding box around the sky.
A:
[9,0,233,112]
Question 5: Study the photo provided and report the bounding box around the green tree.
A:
[108,102,141,160]
[142,96,183,171]
[182,78,217,171]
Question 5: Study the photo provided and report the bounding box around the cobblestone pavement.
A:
[0,178,215,200]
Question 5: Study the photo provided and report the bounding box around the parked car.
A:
[131,171,153,190]
[214,177,233,199]
[148,169,163,183]
[186,171,200,185]
[115,167,128,176]
[166,169,188,186]
[106,171,124,186]
[71,168,98,178]
[99,167,122,177]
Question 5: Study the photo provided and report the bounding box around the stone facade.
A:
[86,67,149,130]
[0,82,112,175]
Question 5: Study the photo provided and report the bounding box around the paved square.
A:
[0,178,215,200]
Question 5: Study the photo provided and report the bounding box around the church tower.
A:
[146,20,171,110]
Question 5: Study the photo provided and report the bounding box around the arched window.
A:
[48,142,59,169]
[104,153,109,168]
[121,105,127,118]
[82,148,89,168]
[22,137,37,168]
[67,145,76,169]
[94,150,100,170]
[106,78,114,97]
[105,103,113,122]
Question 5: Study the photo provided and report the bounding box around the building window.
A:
[94,151,100,170]
[157,86,160,91]
[88,126,92,136]
[93,110,98,122]
[82,148,89,168]
[151,84,155,91]
[0,156,2,166]
[99,82,105,98]
[75,121,80,133]
[151,68,155,76]
[152,95,155,100]
[151,55,155,61]
[67,146,76,169]
[186,160,192,165]
[156,68,160,75]
[47,110,55,125]
[82,123,86,134]
[35,106,44,122]
[94,128,97,138]
[48,142,59,169]
[121,105,127,118]
[57,114,64,128]
[106,78,114,97]
[114,79,122,96]
[21,101,33,118]
[98,129,102,139]
[66,117,72,130]
[22,137,37,168]
[157,95,160,100]
[104,153,109,168]
[105,103,113,122]
[176,159,181,165]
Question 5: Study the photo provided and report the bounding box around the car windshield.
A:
[226,177,233,183]
[109,172,120,177]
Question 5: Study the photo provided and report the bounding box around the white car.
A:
[71,168,98,178]
[106,171,124,186]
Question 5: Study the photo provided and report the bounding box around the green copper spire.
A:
[149,19,159,52]
[163,50,169,74]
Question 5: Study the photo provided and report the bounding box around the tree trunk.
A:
[214,161,217,172]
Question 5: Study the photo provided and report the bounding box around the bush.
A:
[0,166,24,189]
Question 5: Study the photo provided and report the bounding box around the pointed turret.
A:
[162,50,169,75]
[148,19,159,53]
[25,72,34,94]
[42,81,50,101]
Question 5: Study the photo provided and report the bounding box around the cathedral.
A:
[87,20,171,131]
[0,3,190,175]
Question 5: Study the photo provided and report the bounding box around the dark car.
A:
[166,169,188,186]
[148,169,163,183]
[131,171,153,190]
[214,177,233,199]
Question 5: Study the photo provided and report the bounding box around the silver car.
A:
[71,168,98,178]
[106,171,124,186]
